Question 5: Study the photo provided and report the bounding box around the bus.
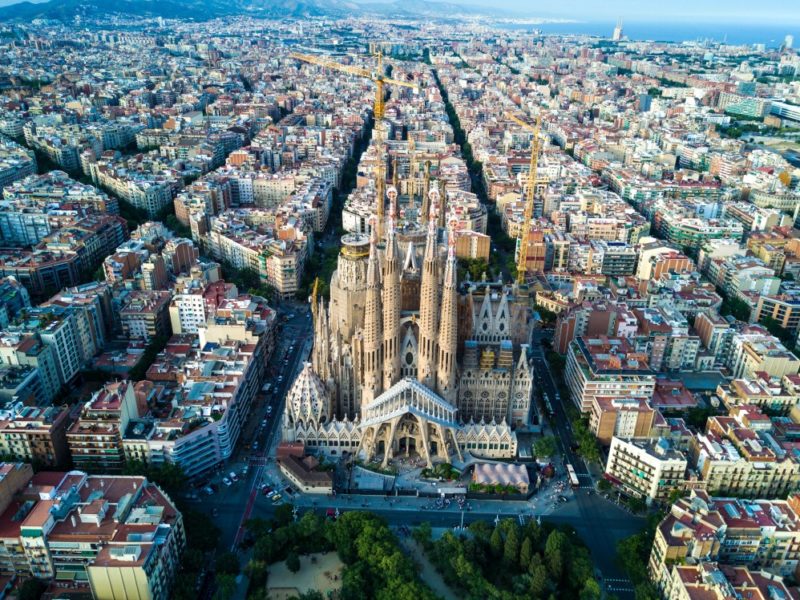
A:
[566,463,580,488]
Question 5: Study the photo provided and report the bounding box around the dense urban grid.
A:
[0,8,795,600]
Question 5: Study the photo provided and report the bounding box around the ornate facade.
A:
[283,186,533,467]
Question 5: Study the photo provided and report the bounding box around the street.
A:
[183,306,314,550]
[186,311,641,599]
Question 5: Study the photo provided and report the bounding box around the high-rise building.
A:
[612,17,624,41]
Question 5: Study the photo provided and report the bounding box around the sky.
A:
[1,0,798,27]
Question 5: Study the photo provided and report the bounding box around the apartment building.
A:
[694,312,736,367]
[754,294,800,333]
[119,291,172,341]
[0,277,30,328]
[590,396,657,445]
[717,375,800,413]
[649,490,800,592]
[691,416,800,498]
[0,405,71,468]
[0,467,184,599]
[126,338,263,477]
[604,437,688,503]
[729,331,800,380]
[0,249,83,299]
[565,336,657,412]
[0,138,35,193]
[67,381,143,473]
[206,211,310,298]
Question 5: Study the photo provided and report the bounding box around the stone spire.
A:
[437,178,448,231]
[383,186,402,390]
[311,278,330,382]
[361,219,383,405]
[375,158,386,241]
[417,201,439,388]
[421,160,431,227]
[436,221,459,404]
[316,298,332,382]
[403,240,418,272]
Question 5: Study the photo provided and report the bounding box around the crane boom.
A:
[506,111,547,284]
[290,50,418,119]
[291,49,419,240]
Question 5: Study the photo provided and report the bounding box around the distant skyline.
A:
[1,0,798,30]
[361,0,800,25]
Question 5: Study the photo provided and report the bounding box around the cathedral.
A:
[282,186,535,467]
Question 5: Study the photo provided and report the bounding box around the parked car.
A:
[222,477,232,487]
[271,494,282,504]
[229,472,239,482]
[203,486,214,496]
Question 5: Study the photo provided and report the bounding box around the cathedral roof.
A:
[287,362,330,425]
[360,377,458,429]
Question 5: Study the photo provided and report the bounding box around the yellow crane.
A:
[506,111,547,284]
[289,50,418,120]
[291,50,418,239]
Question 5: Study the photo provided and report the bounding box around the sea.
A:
[496,21,800,48]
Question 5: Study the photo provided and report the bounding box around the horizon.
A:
[0,0,799,25]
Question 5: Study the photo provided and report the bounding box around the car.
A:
[229,472,239,482]
[277,376,284,382]
[242,466,249,475]
[222,477,232,486]
[203,486,214,496]
[267,490,277,499]
[267,406,273,415]
[271,494,282,503]
[253,441,259,450]
[261,486,273,496]
[261,419,267,427]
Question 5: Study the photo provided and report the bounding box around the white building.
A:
[605,437,688,504]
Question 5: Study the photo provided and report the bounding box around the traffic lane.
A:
[532,357,582,467]
[531,349,589,476]
[248,500,641,534]
[259,329,310,445]
[201,318,311,547]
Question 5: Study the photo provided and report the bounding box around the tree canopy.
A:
[245,509,437,600]
[414,517,601,599]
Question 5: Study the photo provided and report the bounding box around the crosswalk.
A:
[604,577,635,594]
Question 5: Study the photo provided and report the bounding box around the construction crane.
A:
[506,111,547,284]
[291,50,417,239]
[289,50,418,120]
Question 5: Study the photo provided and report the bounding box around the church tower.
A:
[436,224,459,404]
[361,222,383,405]
[417,198,439,388]
[383,186,402,390]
